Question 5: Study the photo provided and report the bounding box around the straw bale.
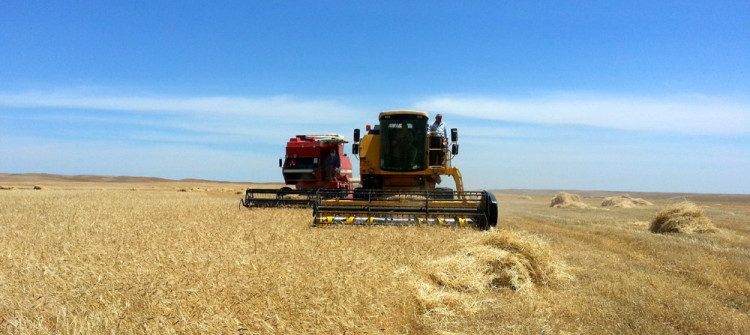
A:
[416,231,571,316]
[0,185,14,190]
[425,231,567,293]
[550,192,590,208]
[415,231,571,318]
[649,202,717,234]
[601,194,653,208]
[479,231,564,288]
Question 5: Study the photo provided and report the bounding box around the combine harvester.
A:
[241,110,498,230]
[239,134,354,208]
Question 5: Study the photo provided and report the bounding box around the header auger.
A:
[240,110,498,230]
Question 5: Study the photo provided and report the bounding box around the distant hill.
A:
[0,173,231,184]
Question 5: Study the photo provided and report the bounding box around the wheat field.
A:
[1,177,748,334]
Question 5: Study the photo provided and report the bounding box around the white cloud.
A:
[413,93,750,136]
[5,90,748,137]
[0,92,362,124]
[0,91,368,146]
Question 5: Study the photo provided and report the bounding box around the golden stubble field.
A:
[1,176,749,334]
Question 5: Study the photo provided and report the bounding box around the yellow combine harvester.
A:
[312,110,498,230]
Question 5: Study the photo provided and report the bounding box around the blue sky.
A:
[1,1,748,194]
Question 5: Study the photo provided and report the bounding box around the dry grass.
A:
[550,192,592,209]
[601,194,653,208]
[1,178,748,334]
[650,201,717,234]
[0,188,422,334]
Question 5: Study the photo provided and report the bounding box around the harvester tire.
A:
[481,191,499,230]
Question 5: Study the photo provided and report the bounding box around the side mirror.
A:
[352,143,359,155]
[452,143,459,155]
[279,158,283,168]
[451,128,458,142]
[353,129,360,142]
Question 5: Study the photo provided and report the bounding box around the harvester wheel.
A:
[480,191,499,230]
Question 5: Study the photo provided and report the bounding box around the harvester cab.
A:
[313,110,498,230]
[351,111,464,192]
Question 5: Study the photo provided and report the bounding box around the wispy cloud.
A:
[0,91,361,123]
[4,90,748,137]
[0,91,367,146]
[414,93,750,136]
